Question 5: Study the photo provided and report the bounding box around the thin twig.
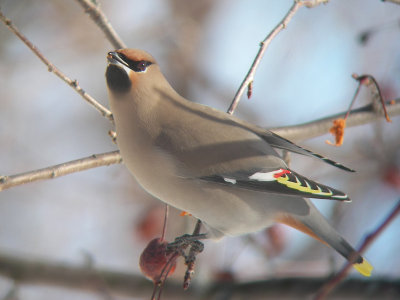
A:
[314,199,400,300]
[0,9,113,121]
[0,151,122,191]
[74,0,126,49]
[351,74,392,122]
[227,0,328,114]
[161,204,169,241]
[344,79,363,120]
[151,251,180,300]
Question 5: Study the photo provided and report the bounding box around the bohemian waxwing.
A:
[105,48,372,276]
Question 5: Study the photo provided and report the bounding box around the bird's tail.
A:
[276,200,373,277]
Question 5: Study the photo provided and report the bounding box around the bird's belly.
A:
[117,133,309,238]
[119,145,273,235]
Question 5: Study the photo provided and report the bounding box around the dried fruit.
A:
[139,238,177,283]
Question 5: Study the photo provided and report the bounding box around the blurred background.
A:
[0,0,399,299]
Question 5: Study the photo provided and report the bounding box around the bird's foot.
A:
[167,231,206,290]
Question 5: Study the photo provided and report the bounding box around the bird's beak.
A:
[107,51,125,67]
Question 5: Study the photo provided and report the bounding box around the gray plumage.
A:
[105,49,372,276]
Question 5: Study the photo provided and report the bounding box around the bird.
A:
[105,48,372,277]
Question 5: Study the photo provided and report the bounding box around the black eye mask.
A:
[117,53,152,72]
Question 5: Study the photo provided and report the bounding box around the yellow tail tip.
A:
[353,258,373,277]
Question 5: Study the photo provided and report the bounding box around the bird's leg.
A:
[166,220,206,289]
[166,233,206,251]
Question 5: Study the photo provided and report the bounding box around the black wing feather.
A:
[200,168,350,202]
[259,131,355,172]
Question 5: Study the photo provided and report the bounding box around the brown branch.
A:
[0,251,398,299]
[0,252,154,297]
[0,9,113,121]
[74,0,127,49]
[314,199,400,300]
[227,0,329,115]
[0,151,121,192]
[271,99,400,141]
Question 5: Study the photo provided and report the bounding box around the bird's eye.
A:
[127,60,151,72]
[136,61,148,72]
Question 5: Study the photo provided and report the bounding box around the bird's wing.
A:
[154,101,350,201]
[200,167,350,201]
[155,123,349,201]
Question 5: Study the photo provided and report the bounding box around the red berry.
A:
[139,238,177,283]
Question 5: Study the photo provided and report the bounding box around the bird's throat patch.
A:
[106,64,132,93]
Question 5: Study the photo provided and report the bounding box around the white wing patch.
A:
[249,169,283,181]
[248,168,350,201]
